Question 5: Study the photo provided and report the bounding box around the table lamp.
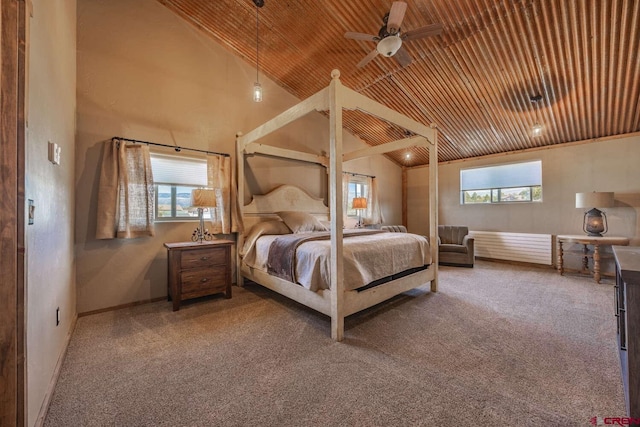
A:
[575,192,614,237]
[352,197,367,228]
[191,189,217,242]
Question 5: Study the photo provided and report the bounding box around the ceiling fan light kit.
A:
[377,35,403,57]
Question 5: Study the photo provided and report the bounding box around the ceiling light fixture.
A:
[253,0,264,102]
[377,35,403,57]
[530,94,543,137]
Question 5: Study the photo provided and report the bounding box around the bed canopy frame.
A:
[236,70,438,341]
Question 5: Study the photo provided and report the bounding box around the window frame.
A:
[150,152,209,222]
[460,160,543,205]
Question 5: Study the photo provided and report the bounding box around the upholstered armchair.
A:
[438,225,474,267]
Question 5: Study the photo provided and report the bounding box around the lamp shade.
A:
[352,197,367,209]
[191,189,217,208]
[575,192,614,208]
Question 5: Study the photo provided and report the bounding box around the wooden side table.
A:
[164,240,233,311]
[557,234,630,283]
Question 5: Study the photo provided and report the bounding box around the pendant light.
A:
[530,94,543,137]
[253,0,264,102]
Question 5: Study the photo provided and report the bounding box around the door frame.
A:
[1,0,27,425]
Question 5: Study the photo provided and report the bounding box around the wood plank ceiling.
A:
[157,0,640,166]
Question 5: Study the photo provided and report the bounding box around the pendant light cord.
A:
[256,6,260,83]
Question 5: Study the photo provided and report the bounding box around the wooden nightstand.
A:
[164,240,233,311]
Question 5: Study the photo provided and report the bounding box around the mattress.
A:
[243,232,431,292]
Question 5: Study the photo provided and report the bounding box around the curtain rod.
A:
[343,171,375,179]
[112,137,230,157]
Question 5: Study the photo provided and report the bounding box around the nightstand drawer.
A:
[181,247,227,269]
[180,266,228,297]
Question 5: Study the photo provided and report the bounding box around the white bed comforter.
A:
[243,232,431,292]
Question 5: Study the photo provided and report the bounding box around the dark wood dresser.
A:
[613,245,640,418]
[164,240,233,311]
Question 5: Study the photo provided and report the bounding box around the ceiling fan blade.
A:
[402,23,444,41]
[345,32,378,41]
[387,1,407,34]
[394,46,412,67]
[357,49,379,68]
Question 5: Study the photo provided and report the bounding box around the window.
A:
[346,178,369,217]
[460,160,542,204]
[150,153,211,220]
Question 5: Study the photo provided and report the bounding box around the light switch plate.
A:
[48,141,61,165]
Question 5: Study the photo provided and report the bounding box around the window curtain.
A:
[364,177,384,225]
[96,139,155,239]
[207,155,244,234]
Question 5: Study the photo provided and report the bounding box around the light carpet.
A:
[44,261,625,426]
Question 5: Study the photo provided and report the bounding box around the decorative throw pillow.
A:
[276,211,328,233]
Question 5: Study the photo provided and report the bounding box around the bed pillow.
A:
[319,220,331,231]
[276,211,328,233]
[240,220,291,257]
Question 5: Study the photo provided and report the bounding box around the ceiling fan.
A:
[344,1,443,68]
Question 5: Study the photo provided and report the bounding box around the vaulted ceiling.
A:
[157,0,640,166]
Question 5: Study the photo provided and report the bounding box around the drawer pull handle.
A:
[200,256,209,261]
[200,278,209,283]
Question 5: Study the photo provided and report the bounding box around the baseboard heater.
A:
[469,231,553,265]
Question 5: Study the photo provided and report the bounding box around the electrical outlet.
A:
[56,307,60,326]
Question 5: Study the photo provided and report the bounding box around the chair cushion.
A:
[439,243,468,254]
[438,225,469,244]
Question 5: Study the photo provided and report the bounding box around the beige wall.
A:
[408,134,640,271]
[26,0,77,425]
[75,0,401,314]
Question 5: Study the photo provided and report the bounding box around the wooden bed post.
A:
[401,166,408,228]
[236,132,245,287]
[429,125,438,292]
[329,70,345,341]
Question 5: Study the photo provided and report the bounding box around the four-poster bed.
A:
[236,70,438,341]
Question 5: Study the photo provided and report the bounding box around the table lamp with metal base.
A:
[190,188,217,242]
[575,192,614,237]
[352,197,367,228]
